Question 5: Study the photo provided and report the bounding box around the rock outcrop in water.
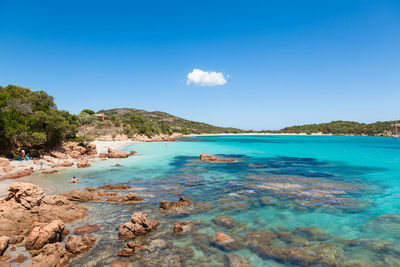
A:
[212,216,236,229]
[0,182,87,236]
[159,196,192,210]
[65,234,96,255]
[25,220,69,250]
[107,148,129,158]
[62,184,144,203]
[200,154,236,163]
[118,212,159,239]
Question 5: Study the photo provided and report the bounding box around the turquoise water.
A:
[17,135,400,266]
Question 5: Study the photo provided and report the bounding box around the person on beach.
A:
[70,176,78,183]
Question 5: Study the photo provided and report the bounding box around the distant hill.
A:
[268,120,399,136]
[93,108,244,136]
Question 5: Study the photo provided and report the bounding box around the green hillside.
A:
[97,108,244,136]
[270,120,398,136]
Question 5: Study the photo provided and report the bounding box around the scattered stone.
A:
[25,220,69,250]
[108,148,129,159]
[212,216,236,228]
[77,158,90,168]
[118,212,159,239]
[0,236,9,256]
[200,154,235,163]
[65,234,96,254]
[74,224,101,235]
[159,196,192,210]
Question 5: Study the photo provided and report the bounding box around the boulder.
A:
[30,242,69,267]
[117,248,135,257]
[50,151,66,159]
[118,212,159,239]
[77,158,90,168]
[0,182,87,236]
[0,168,33,180]
[171,221,201,234]
[0,236,9,256]
[98,153,108,158]
[57,160,73,167]
[159,196,192,210]
[65,234,96,254]
[25,220,69,250]
[200,154,235,163]
[9,235,24,244]
[0,158,10,167]
[107,148,129,159]
[6,182,45,209]
[74,224,101,235]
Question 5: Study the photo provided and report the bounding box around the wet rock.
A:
[117,248,135,257]
[107,192,144,203]
[214,232,240,251]
[65,234,96,254]
[212,216,236,228]
[25,220,69,250]
[160,196,192,210]
[74,224,101,235]
[42,170,58,174]
[30,242,69,267]
[99,153,108,158]
[111,262,130,267]
[225,253,250,267]
[96,184,131,191]
[77,158,90,168]
[171,221,200,234]
[10,253,28,264]
[129,151,137,156]
[137,246,193,267]
[200,154,235,163]
[62,190,99,202]
[57,160,74,167]
[192,233,213,252]
[0,236,9,256]
[126,242,144,252]
[113,164,123,167]
[118,212,159,239]
[9,235,24,244]
[108,148,129,159]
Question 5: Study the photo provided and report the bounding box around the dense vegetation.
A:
[96,108,244,137]
[0,85,77,156]
[270,120,398,136]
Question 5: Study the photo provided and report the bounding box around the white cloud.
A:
[186,68,227,86]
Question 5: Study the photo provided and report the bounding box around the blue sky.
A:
[1,0,399,130]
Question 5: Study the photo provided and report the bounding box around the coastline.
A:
[185,132,396,137]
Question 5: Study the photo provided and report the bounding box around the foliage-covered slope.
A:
[98,108,244,135]
[272,120,398,136]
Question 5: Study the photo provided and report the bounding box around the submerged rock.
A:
[214,232,240,251]
[200,154,236,163]
[25,220,69,250]
[74,224,101,235]
[225,253,250,267]
[96,184,131,190]
[212,216,236,228]
[107,192,144,203]
[118,212,159,239]
[160,196,192,210]
[171,221,201,234]
[65,234,96,254]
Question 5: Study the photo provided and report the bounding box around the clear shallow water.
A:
[14,135,400,266]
